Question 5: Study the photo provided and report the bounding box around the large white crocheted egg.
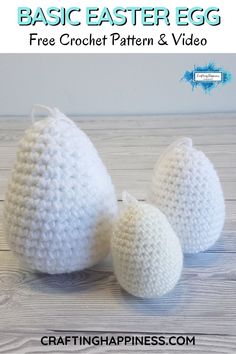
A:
[4,106,117,274]
[149,138,225,254]
[111,192,183,298]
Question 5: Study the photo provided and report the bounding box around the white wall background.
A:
[0,54,235,116]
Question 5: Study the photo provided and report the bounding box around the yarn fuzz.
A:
[149,138,225,254]
[111,192,183,298]
[4,106,117,274]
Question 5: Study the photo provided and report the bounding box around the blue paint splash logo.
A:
[182,63,232,93]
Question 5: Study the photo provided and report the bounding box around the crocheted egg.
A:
[111,192,183,298]
[149,138,225,254]
[4,106,117,274]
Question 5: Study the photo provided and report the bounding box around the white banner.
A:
[0,0,235,53]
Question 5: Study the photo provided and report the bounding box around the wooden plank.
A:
[0,114,235,353]
[0,145,235,170]
[0,112,236,130]
[0,223,235,253]
[0,251,236,336]
[0,198,235,251]
[1,128,236,147]
[1,125,236,138]
[0,168,235,201]
[0,222,235,253]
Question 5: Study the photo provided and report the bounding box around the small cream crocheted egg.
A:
[149,138,225,254]
[111,192,183,298]
[4,105,117,274]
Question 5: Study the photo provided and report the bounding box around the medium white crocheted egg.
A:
[111,192,183,298]
[4,106,117,274]
[149,138,225,254]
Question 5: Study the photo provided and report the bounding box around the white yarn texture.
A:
[149,138,225,254]
[111,193,183,298]
[4,107,117,274]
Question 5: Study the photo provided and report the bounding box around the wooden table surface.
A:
[0,114,235,353]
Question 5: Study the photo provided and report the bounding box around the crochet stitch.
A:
[4,106,117,274]
[111,192,183,298]
[149,138,225,254]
